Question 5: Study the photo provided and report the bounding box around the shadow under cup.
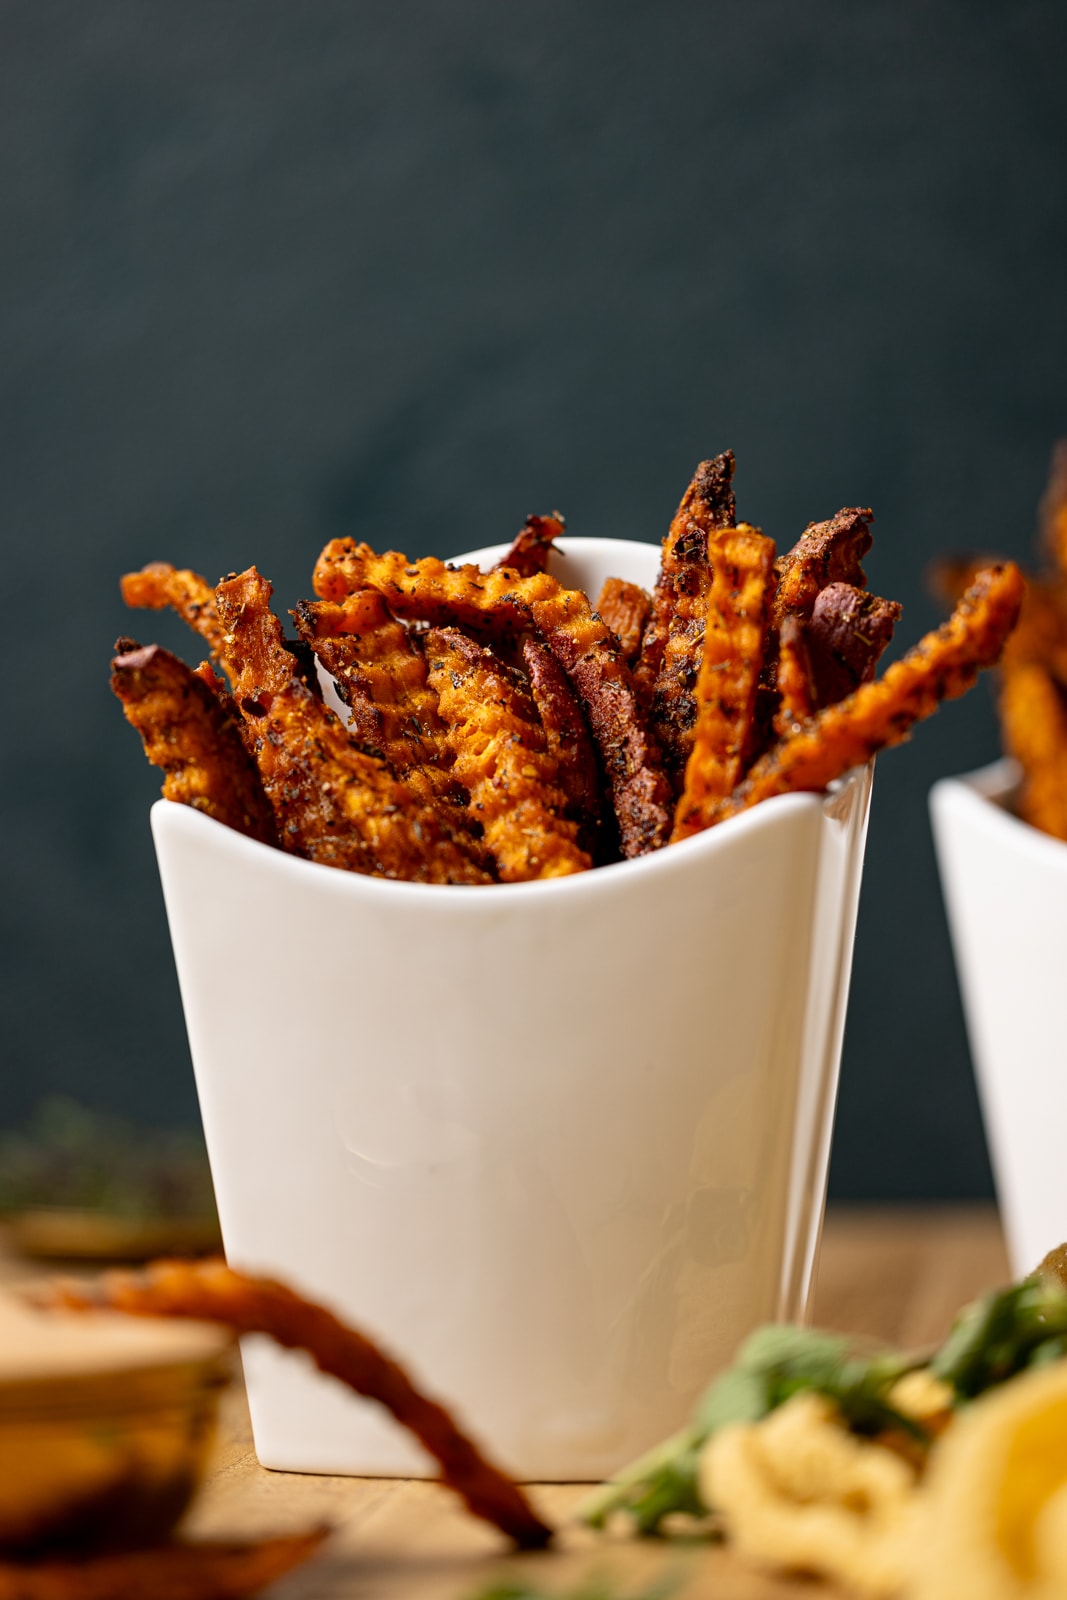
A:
[150,538,872,1482]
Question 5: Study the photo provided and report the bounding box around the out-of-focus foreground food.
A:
[580,1256,1067,1599]
[33,1257,552,1553]
[0,1256,550,1598]
[114,452,1022,884]
[932,440,1067,841]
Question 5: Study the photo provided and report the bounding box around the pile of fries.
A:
[114,452,1022,884]
[934,441,1067,841]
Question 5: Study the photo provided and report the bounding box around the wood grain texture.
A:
[171,1207,1009,1599]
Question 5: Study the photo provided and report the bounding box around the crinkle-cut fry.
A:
[291,594,459,806]
[521,636,602,856]
[0,1532,328,1600]
[804,583,902,706]
[1040,438,1067,578]
[935,567,1067,682]
[595,576,651,665]
[633,453,737,785]
[773,615,816,738]
[39,1260,552,1552]
[493,512,565,578]
[771,507,873,628]
[313,541,672,856]
[676,563,1024,837]
[634,452,736,697]
[999,658,1067,841]
[674,527,776,818]
[425,628,591,881]
[215,569,492,885]
[120,563,230,677]
[110,640,278,846]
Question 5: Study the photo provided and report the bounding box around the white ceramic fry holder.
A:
[152,538,872,1481]
[932,760,1067,1278]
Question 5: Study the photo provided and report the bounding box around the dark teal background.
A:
[3,1,1065,1196]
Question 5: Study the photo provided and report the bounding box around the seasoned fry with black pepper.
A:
[771,508,873,629]
[493,512,565,578]
[216,569,492,884]
[521,636,602,856]
[39,1259,551,1552]
[772,616,816,738]
[674,526,776,820]
[804,584,901,706]
[291,593,459,806]
[426,628,591,881]
[633,453,737,787]
[595,576,652,665]
[313,541,672,856]
[110,641,278,846]
[120,563,230,677]
[676,564,1024,837]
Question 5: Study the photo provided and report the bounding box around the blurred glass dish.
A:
[0,1292,232,1553]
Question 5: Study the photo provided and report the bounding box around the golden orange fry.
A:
[0,1532,328,1600]
[493,512,565,578]
[594,577,652,665]
[999,658,1067,841]
[121,564,229,677]
[1039,438,1067,579]
[674,563,1024,838]
[216,569,492,884]
[773,615,816,738]
[425,628,590,881]
[633,453,737,788]
[110,641,278,846]
[39,1260,552,1552]
[674,526,776,819]
[292,593,459,806]
[313,542,672,856]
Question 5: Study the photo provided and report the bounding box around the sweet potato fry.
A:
[674,527,776,817]
[291,593,459,806]
[493,513,564,578]
[675,563,1024,837]
[771,507,873,628]
[110,641,278,846]
[0,1532,328,1600]
[804,583,901,705]
[999,658,1067,840]
[634,453,736,697]
[595,577,651,665]
[120,564,229,676]
[313,542,672,856]
[521,636,602,855]
[425,628,591,880]
[773,615,816,738]
[215,569,492,884]
[1039,439,1067,579]
[633,454,738,785]
[39,1260,552,1552]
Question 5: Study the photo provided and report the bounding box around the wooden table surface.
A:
[168,1205,1010,1600]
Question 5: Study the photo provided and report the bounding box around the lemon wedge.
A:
[911,1359,1067,1599]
